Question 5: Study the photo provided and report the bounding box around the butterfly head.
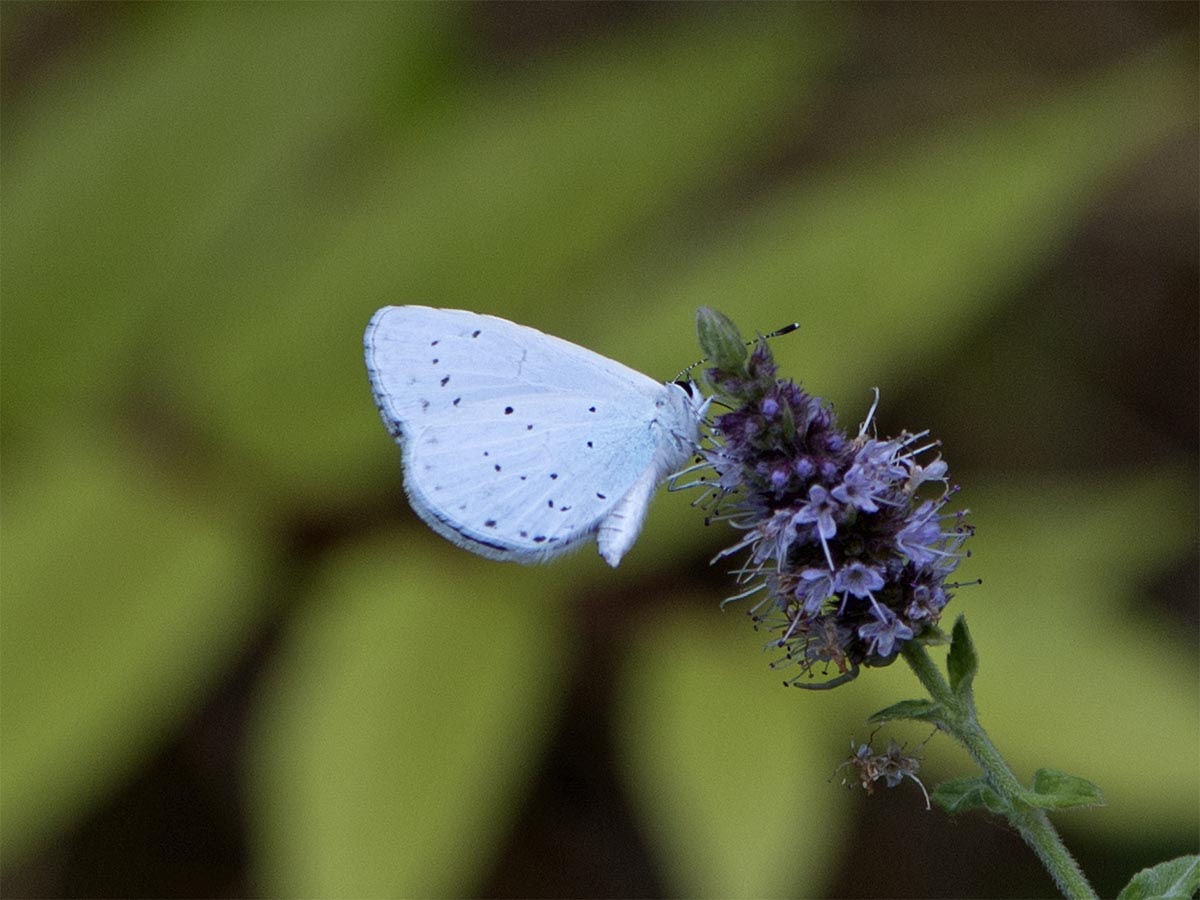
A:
[672,379,714,420]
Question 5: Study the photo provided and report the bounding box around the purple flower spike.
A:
[688,313,973,688]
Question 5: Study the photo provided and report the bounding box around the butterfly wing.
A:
[364,306,682,564]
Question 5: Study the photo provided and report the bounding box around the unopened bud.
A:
[696,306,747,373]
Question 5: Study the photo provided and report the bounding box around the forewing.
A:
[364,306,663,439]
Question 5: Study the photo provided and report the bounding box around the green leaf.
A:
[946,616,978,700]
[933,776,1009,815]
[616,610,851,899]
[605,37,1196,409]
[0,431,270,868]
[244,538,571,899]
[1116,855,1200,900]
[1024,769,1105,811]
[868,699,945,725]
[1,3,458,452]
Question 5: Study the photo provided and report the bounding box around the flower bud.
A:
[696,306,748,373]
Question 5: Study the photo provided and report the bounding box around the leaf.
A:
[1025,769,1105,811]
[946,616,978,700]
[932,776,1009,816]
[868,699,945,725]
[243,538,571,899]
[1116,855,1200,900]
[1,3,458,452]
[616,609,851,899]
[0,431,270,868]
[604,37,1196,407]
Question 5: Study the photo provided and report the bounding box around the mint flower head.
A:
[686,308,973,688]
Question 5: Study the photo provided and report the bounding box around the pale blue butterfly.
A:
[364,307,709,566]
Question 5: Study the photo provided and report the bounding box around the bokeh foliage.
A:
[2,4,1196,897]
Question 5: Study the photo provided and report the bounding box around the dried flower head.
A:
[682,308,973,688]
[837,737,931,809]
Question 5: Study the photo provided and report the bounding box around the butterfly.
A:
[364,306,709,566]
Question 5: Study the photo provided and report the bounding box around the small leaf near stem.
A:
[1116,855,1200,900]
[946,616,979,700]
[933,776,1009,814]
[869,698,944,725]
[1026,769,1105,811]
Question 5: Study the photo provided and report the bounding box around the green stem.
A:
[901,642,1097,900]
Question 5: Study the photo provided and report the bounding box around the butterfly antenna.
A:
[764,322,801,340]
[674,321,800,381]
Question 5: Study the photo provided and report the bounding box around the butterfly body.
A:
[364,306,705,566]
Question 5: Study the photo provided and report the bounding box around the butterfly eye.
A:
[673,380,696,398]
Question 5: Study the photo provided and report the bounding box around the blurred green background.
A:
[2,3,1196,898]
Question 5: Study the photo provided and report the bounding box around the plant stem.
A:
[901,642,1098,900]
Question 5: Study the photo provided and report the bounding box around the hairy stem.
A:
[901,642,1097,900]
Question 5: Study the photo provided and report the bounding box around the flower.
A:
[686,308,973,688]
[857,605,914,658]
[794,484,839,543]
